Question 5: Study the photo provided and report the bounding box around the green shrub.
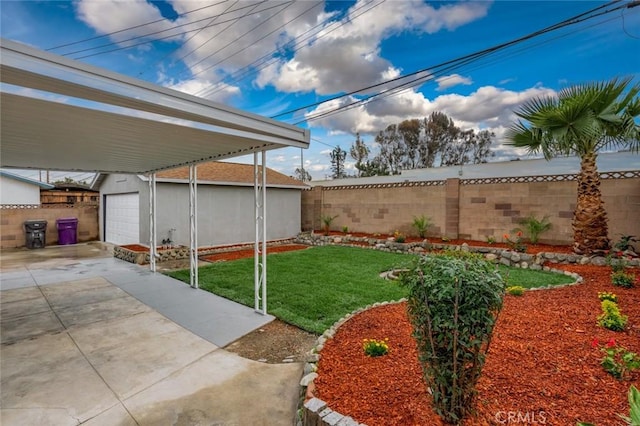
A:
[612,271,635,288]
[412,215,432,238]
[607,253,630,273]
[516,215,552,244]
[400,252,505,424]
[597,300,628,331]
[506,286,525,296]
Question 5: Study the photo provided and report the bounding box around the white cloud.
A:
[75,0,178,45]
[166,78,240,103]
[428,85,556,128]
[307,84,557,146]
[257,0,491,95]
[436,74,472,91]
[173,1,321,80]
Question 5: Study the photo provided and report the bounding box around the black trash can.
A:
[24,220,48,249]
[56,217,78,245]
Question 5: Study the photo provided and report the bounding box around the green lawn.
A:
[497,265,575,289]
[166,246,575,334]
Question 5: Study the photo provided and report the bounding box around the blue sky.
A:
[1,0,639,182]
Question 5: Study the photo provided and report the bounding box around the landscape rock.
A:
[300,372,318,387]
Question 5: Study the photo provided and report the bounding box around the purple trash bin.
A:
[56,217,78,245]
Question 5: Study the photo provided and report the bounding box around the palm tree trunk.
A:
[572,152,610,254]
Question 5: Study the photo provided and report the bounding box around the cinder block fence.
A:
[302,171,639,245]
[0,205,99,249]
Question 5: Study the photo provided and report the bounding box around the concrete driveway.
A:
[0,243,303,425]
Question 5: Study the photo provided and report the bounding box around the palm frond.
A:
[507,77,639,159]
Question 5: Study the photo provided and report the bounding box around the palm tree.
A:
[507,77,639,255]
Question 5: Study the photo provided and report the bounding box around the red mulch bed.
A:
[317,231,573,254]
[199,244,309,262]
[314,265,640,426]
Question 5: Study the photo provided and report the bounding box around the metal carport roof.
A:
[0,38,310,315]
[0,38,310,174]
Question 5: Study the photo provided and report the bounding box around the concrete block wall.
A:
[600,178,640,240]
[303,184,447,236]
[303,175,639,245]
[458,180,577,244]
[0,206,99,248]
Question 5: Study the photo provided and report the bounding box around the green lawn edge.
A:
[166,245,575,334]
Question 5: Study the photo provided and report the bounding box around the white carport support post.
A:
[149,173,157,272]
[189,164,198,289]
[254,151,267,315]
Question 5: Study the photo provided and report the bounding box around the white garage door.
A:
[105,193,139,245]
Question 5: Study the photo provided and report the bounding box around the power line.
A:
[196,0,385,99]
[186,1,323,83]
[297,17,621,126]
[621,6,640,39]
[47,1,229,51]
[278,0,622,120]
[138,0,241,78]
[168,0,243,66]
[186,1,294,77]
[65,2,290,59]
[311,137,338,149]
[281,0,627,124]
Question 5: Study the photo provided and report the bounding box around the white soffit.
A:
[0,39,310,174]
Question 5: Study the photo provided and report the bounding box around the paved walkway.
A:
[0,243,303,425]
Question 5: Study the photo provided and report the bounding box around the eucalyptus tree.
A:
[349,133,370,177]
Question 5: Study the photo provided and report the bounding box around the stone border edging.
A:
[294,232,640,269]
[297,254,586,426]
[113,238,297,265]
[298,299,407,426]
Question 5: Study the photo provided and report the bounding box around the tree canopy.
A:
[349,112,495,176]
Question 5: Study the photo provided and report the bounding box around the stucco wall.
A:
[144,183,301,247]
[0,176,42,205]
[302,174,640,245]
[99,174,302,246]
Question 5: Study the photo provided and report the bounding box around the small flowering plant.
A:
[363,338,390,357]
[393,230,406,243]
[597,291,618,303]
[592,337,640,380]
[503,231,527,253]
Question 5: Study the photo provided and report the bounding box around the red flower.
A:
[591,337,599,348]
[517,231,523,237]
[606,338,616,348]
[503,234,509,240]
